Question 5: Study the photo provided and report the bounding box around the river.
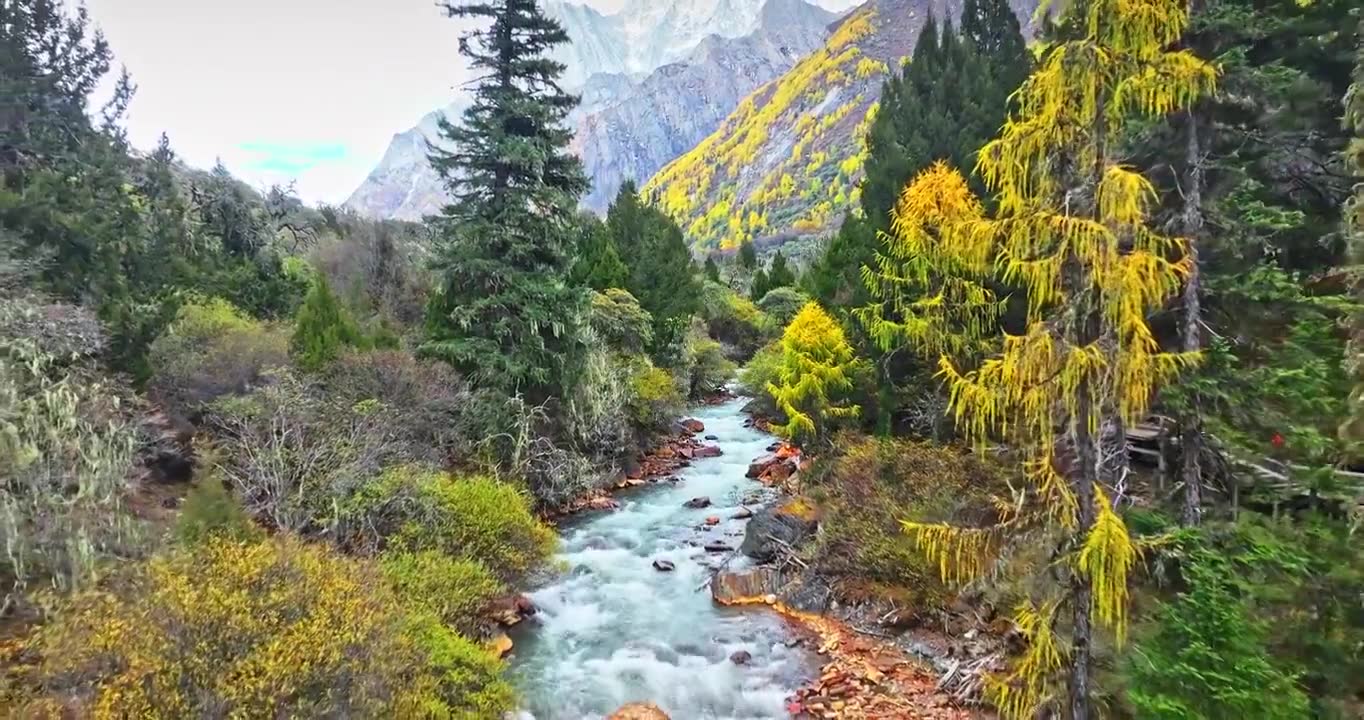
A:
[510,397,816,719]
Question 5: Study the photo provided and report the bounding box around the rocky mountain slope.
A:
[345,0,843,221]
[643,0,1036,251]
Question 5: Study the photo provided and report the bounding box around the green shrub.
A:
[811,434,1007,607]
[172,476,262,546]
[738,341,783,415]
[344,467,556,583]
[627,359,685,432]
[589,288,653,353]
[381,550,504,637]
[0,327,143,613]
[147,298,289,415]
[699,281,771,359]
[1125,531,1309,720]
[565,338,632,459]
[291,272,368,371]
[684,330,736,399]
[757,286,810,327]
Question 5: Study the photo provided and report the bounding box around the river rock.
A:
[653,559,676,572]
[730,649,753,665]
[681,418,705,434]
[695,445,723,458]
[704,540,733,553]
[704,516,721,526]
[683,496,711,509]
[610,703,669,720]
[732,507,754,520]
[740,500,818,562]
[711,567,786,605]
[746,454,778,478]
[704,434,718,440]
[487,631,513,658]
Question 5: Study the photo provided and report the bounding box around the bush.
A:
[402,611,516,720]
[172,474,262,546]
[757,286,810,327]
[738,340,783,414]
[1124,532,1309,720]
[343,467,556,583]
[627,359,685,433]
[565,338,633,460]
[291,272,368,371]
[684,330,736,399]
[147,298,289,417]
[811,434,1006,607]
[30,537,428,717]
[699,281,771,360]
[382,550,504,637]
[207,368,401,534]
[0,326,143,614]
[589,288,653,353]
[324,349,470,467]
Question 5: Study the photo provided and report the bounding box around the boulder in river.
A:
[711,567,786,605]
[683,496,711,509]
[704,540,733,553]
[704,516,720,526]
[704,434,718,441]
[730,649,753,665]
[732,507,754,520]
[609,703,670,720]
[681,418,705,434]
[739,499,818,562]
[652,559,676,572]
[695,445,723,458]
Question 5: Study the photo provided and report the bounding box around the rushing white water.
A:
[510,398,815,719]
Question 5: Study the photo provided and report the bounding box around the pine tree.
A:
[866,1,1215,716]
[737,238,758,270]
[604,181,701,357]
[749,268,770,302]
[703,255,721,283]
[569,213,627,291]
[422,0,588,397]
[765,250,796,292]
[292,273,365,371]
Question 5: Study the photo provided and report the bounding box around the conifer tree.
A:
[292,273,365,371]
[866,1,1215,716]
[604,181,701,356]
[737,238,758,270]
[422,0,588,397]
[703,255,721,284]
[749,268,770,302]
[767,302,863,446]
[569,213,626,291]
[765,250,796,292]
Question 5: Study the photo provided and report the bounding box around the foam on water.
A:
[510,398,814,719]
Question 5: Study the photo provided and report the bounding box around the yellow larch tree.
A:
[861,1,1216,718]
[768,302,865,447]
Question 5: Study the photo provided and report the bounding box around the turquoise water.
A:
[510,398,814,719]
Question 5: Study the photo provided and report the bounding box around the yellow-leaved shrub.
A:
[26,536,513,718]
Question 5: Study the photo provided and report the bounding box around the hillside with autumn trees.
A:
[3,0,1364,717]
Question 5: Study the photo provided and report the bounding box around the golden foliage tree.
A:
[767,302,864,446]
[862,1,1215,717]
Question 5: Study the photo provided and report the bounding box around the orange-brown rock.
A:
[680,418,705,433]
[609,703,670,720]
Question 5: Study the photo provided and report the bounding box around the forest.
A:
[1,0,1362,717]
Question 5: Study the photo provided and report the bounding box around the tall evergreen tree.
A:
[737,238,757,270]
[604,181,701,358]
[703,255,721,283]
[422,0,588,397]
[807,0,1029,311]
[765,250,796,292]
[1345,18,1364,447]
[569,213,626,291]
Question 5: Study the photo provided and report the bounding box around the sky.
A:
[83,0,849,206]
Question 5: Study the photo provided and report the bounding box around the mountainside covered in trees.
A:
[643,0,1036,251]
[346,0,842,220]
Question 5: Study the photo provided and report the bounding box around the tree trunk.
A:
[1070,386,1099,720]
[1180,108,1206,527]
